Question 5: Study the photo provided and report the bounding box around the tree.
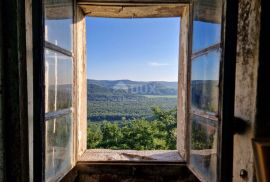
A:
[98,122,122,149]
[87,123,102,148]
[87,107,177,150]
[151,107,177,149]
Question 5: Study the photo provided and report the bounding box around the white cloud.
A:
[148,62,170,67]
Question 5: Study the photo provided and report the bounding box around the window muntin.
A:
[190,49,220,182]
[45,49,73,112]
[45,0,73,51]
[191,50,220,114]
[192,0,222,53]
[192,21,221,52]
[44,0,74,181]
[45,114,73,181]
[189,0,222,181]
[190,114,218,181]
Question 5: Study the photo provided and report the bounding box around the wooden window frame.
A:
[186,0,238,182]
[188,44,221,182]
[33,0,77,181]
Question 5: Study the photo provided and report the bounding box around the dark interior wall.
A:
[0,0,4,180]
[1,0,29,181]
[255,0,270,138]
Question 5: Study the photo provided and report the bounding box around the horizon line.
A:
[87,78,178,82]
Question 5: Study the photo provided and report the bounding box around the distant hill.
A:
[87,79,178,122]
[87,83,145,102]
[87,79,178,96]
[87,79,219,122]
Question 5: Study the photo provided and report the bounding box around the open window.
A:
[33,0,236,181]
[39,1,191,180]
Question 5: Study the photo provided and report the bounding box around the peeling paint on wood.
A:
[80,4,185,18]
[237,0,260,65]
[75,7,87,159]
[25,0,34,181]
[233,0,261,181]
[177,6,189,160]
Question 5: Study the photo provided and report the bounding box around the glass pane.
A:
[45,0,73,51]
[192,0,222,52]
[45,49,73,113]
[45,114,73,182]
[190,114,217,181]
[191,50,220,113]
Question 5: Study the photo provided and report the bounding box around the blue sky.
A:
[86,17,221,81]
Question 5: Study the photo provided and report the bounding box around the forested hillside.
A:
[87,79,178,122]
[87,79,218,150]
[88,79,177,95]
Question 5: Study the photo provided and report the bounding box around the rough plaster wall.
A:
[80,4,185,18]
[76,7,87,158]
[233,0,261,181]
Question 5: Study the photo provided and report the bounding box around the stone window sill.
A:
[78,149,185,163]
